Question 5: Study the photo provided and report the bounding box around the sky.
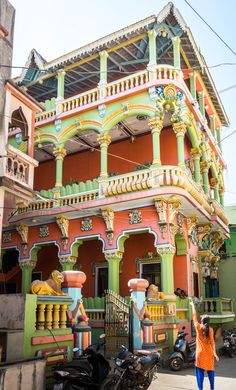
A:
[9,0,236,205]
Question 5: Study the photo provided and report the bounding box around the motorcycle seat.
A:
[57,359,92,374]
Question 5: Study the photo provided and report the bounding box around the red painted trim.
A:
[32,333,73,345]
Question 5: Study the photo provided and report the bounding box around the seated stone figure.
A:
[31,270,68,296]
[147,284,165,300]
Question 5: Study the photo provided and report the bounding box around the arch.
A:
[58,123,102,144]
[69,234,106,257]
[9,106,28,141]
[116,227,158,252]
[27,241,61,262]
[103,104,157,133]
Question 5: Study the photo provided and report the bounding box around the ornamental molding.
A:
[172,121,187,137]
[3,231,12,243]
[101,208,114,231]
[104,251,123,261]
[129,209,142,224]
[148,117,163,133]
[39,225,49,238]
[56,216,69,249]
[59,256,77,265]
[210,231,224,255]
[190,147,202,160]
[81,218,92,232]
[97,133,111,148]
[16,224,28,254]
[53,146,67,160]
[186,215,199,236]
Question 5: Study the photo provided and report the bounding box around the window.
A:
[140,262,161,290]
[32,272,42,282]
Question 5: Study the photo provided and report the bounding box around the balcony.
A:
[199,298,235,324]
[35,65,183,124]
[13,165,228,228]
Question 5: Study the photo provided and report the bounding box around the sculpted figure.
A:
[31,270,68,296]
[147,284,165,300]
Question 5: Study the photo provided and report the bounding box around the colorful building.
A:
[1,2,235,353]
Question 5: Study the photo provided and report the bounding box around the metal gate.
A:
[104,290,133,356]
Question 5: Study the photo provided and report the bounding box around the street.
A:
[150,356,236,389]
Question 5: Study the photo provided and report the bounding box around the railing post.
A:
[147,30,157,80]
[56,70,66,114]
[98,50,108,99]
[172,36,181,68]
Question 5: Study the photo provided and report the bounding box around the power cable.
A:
[184,0,236,56]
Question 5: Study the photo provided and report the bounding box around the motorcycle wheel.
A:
[169,357,183,371]
[100,374,121,390]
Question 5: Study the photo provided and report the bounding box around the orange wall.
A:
[34,128,193,191]
[173,254,188,292]
[34,245,59,280]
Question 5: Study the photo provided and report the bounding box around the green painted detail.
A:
[189,72,196,100]
[202,171,210,195]
[172,36,181,68]
[107,257,121,293]
[193,157,201,183]
[83,297,105,310]
[70,240,83,257]
[22,266,35,293]
[198,91,205,117]
[210,115,216,138]
[148,30,157,67]
[44,98,56,111]
[175,234,187,255]
[186,124,199,148]
[216,128,222,150]
[57,71,65,98]
[160,252,174,295]
[99,51,108,84]
[152,129,161,166]
[55,158,63,187]
[176,134,185,167]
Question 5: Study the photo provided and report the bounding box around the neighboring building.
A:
[1,2,234,348]
[219,205,236,328]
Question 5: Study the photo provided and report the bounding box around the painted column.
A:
[209,115,216,139]
[219,188,224,206]
[210,178,219,201]
[157,245,175,296]
[57,70,66,99]
[19,259,36,293]
[189,72,197,100]
[128,278,149,350]
[148,117,163,166]
[53,146,67,187]
[198,91,205,117]
[216,127,222,150]
[98,50,108,98]
[59,256,77,271]
[173,122,187,168]
[200,161,210,195]
[105,251,123,294]
[97,133,111,178]
[191,147,202,184]
[172,36,181,68]
[147,30,157,80]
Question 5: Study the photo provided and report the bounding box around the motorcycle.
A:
[51,334,111,389]
[222,329,236,358]
[168,326,196,371]
[102,345,160,390]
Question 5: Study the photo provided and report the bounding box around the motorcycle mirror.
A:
[99,333,106,339]
[73,347,79,352]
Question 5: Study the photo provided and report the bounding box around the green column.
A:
[210,178,219,201]
[98,133,111,178]
[200,162,210,195]
[191,148,202,183]
[149,117,162,166]
[157,245,175,295]
[189,72,197,100]
[105,251,123,294]
[172,36,181,68]
[53,146,67,187]
[147,29,157,68]
[99,51,108,85]
[59,256,77,271]
[198,91,205,117]
[57,70,66,99]
[216,127,222,150]
[20,260,36,293]
[173,122,187,168]
[219,188,224,206]
[209,115,216,139]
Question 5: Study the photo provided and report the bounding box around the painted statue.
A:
[31,270,68,296]
[147,284,165,300]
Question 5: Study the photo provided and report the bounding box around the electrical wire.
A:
[183,0,236,57]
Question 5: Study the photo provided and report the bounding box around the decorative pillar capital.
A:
[99,50,109,59]
[148,117,163,133]
[19,259,36,269]
[104,251,123,262]
[56,69,66,78]
[101,208,114,245]
[147,29,157,38]
[210,177,219,188]
[200,161,210,173]
[56,216,69,250]
[16,224,29,255]
[97,133,111,148]
[59,256,77,271]
[53,146,67,160]
[190,147,202,160]
[156,244,176,256]
[172,36,181,45]
[172,121,187,137]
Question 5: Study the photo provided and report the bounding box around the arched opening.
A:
[33,244,59,281]
[8,106,28,141]
[121,232,157,296]
[0,249,21,294]
[173,234,188,293]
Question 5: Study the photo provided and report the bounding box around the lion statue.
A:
[147,284,165,301]
[31,270,68,296]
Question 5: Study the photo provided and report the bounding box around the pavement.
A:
[149,356,236,390]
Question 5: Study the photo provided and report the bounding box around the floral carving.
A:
[3,231,12,243]
[39,225,49,238]
[81,218,92,232]
[129,210,142,224]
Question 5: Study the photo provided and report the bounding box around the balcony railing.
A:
[3,144,38,189]
[35,65,183,123]
[146,299,176,323]
[200,298,234,316]
[35,296,73,330]
[14,165,229,226]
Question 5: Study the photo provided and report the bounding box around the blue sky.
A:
[10,0,236,205]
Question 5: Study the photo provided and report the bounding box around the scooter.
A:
[222,329,236,358]
[168,326,196,371]
[51,334,111,389]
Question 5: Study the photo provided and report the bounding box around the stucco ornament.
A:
[129,209,142,224]
[39,225,49,238]
[56,216,69,249]
[81,218,92,231]
[31,270,68,296]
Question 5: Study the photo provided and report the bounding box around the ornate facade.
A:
[1,3,234,342]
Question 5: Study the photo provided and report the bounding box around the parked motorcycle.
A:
[222,329,236,358]
[51,334,111,389]
[102,345,160,390]
[169,326,196,371]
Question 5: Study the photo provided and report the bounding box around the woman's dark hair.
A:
[201,315,210,338]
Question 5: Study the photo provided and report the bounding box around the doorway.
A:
[95,266,108,297]
[141,262,161,289]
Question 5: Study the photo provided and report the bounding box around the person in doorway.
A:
[189,300,219,390]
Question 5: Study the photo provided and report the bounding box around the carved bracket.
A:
[56,216,69,250]
[16,224,28,255]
